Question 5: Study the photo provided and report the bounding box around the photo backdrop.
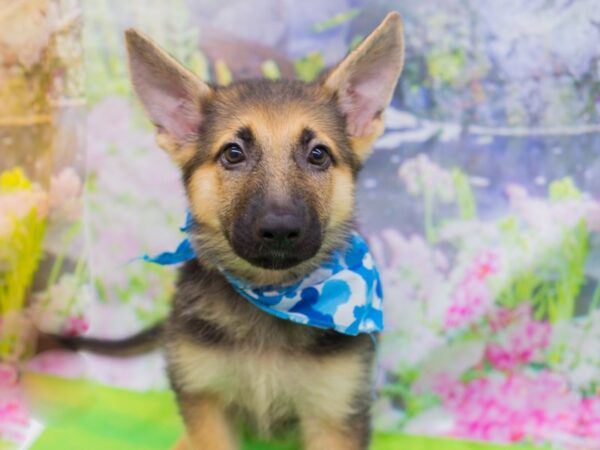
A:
[2,1,600,449]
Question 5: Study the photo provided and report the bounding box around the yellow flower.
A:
[0,167,32,192]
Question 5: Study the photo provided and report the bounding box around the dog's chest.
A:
[169,341,365,434]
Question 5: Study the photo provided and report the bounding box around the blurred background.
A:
[1,0,600,449]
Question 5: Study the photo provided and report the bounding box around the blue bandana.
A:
[143,213,384,336]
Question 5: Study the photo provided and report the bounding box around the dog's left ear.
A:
[323,12,404,162]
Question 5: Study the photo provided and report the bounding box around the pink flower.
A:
[506,183,594,231]
[472,251,500,281]
[487,306,515,332]
[0,188,48,226]
[577,397,600,440]
[48,167,82,222]
[26,350,86,379]
[63,315,89,337]
[0,400,28,425]
[485,304,551,371]
[445,251,500,330]
[587,201,600,232]
[433,370,600,447]
[0,379,30,443]
[0,364,18,388]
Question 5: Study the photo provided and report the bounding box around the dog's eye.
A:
[221,144,246,165]
[307,145,331,167]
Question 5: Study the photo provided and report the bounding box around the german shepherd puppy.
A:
[62,12,404,450]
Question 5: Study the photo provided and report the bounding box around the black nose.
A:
[256,213,303,246]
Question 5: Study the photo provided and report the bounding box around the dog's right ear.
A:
[125,29,211,166]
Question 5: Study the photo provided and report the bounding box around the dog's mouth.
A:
[245,253,304,270]
[230,237,321,271]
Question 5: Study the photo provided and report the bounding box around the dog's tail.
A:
[37,323,165,357]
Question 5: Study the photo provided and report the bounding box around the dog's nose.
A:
[256,213,302,246]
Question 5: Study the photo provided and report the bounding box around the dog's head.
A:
[125,13,404,285]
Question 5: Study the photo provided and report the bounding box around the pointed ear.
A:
[323,12,404,162]
[125,29,211,165]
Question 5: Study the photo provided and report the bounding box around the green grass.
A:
[19,373,540,450]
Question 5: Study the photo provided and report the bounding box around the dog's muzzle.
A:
[229,198,322,270]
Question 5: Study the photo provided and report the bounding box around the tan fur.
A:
[171,340,367,437]
[348,119,386,163]
[301,418,364,450]
[174,394,238,450]
[328,167,355,229]
[188,167,221,230]
[156,137,198,167]
[185,103,358,286]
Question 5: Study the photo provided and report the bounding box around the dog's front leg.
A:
[297,350,373,450]
[173,393,238,450]
[300,415,369,450]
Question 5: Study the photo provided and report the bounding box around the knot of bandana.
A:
[142,213,384,336]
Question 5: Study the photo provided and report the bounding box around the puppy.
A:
[59,12,404,450]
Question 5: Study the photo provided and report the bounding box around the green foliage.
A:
[460,366,488,383]
[0,208,45,335]
[294,52,325,82]
[261,60,281,80]
[427,49,466,85]
[419,166,477,243]
[214,59,233,86]
[188,51,211,82]
[83,0,131,104]
[46,221,83,290]
[589,282,600,313]
[83,0,208,105]
[544,219,588,320]
[423,185,437,243]
[549,177,582,201]
[381,382,440,419]
[498,178,590,322]
[0,171,46,316]
[0,169,47,359]
[106,262,174,326]
[402,159,591,326]
[349,34,365,51]
[313,9,360,32]
[404,391,441,417]
[452,168,477,220]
